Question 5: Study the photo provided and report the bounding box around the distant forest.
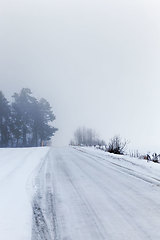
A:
[0,88,58,147]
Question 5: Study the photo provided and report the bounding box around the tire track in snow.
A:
[31,151,57,240]
[31,147,160,240]
[58,155,110,240]
[70,151,153,240]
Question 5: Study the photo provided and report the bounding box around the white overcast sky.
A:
[0,0,160,152]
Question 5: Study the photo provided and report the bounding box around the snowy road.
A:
[33,147,160,240]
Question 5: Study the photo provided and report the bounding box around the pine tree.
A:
[0,91,11,147]
[0,88,57,147]
[12,88,38,147]
[37,98,58,146]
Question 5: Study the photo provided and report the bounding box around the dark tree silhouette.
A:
[0,88,58,147]
[0,91,11,147]
[107,135,127,155]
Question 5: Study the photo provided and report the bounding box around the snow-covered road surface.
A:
[33,147,160,240]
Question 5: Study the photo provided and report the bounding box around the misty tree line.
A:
[71,127,160,161]
[70,127,106,146]
[70,127,127,155]
[0,88,57,148]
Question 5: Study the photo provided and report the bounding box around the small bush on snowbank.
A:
[139,153,160,163]
[107,135,128,155]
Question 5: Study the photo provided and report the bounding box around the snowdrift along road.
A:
[1,146,160,240]
[0,147,49,240]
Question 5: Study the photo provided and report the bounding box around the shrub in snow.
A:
[152,153,159,163]
[139,153,160,163]
[107,135,128,155]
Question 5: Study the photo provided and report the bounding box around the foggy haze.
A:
[1,0,160,152]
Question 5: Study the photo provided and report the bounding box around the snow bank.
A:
[0,147,49,240]
[76,146,160,183]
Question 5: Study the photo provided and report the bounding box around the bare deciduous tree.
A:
[71,127,104,146]
[107,135,128,155]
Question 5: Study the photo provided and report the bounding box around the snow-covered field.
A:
[1,146,160,240]
[0,147,49,240]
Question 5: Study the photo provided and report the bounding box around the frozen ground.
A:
[1,146,160,240]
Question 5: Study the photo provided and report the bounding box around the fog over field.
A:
[1,0,160,152]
